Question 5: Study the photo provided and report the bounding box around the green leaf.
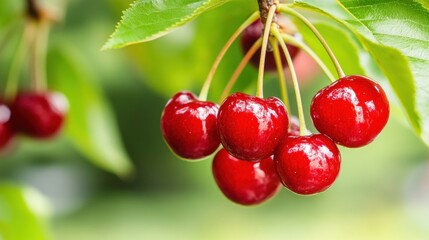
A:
[0,183,51,240]
[125,0,258,99]
[293,0,429,144]
[418,0,429,10]
[47,45,134,177]
[102,0,230,50]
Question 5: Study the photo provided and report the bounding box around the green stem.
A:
[270,37,290,110]
[31,20,50,92]
[219,38,262,104]
[256,5,276,98]
[271,27,308,135]
[278,4,345,78]
[198,11,259,101]
[5,23,32,100]
[281,33,336,82]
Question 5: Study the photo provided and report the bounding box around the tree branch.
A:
[26,0,42,20]
[257,0,276,26]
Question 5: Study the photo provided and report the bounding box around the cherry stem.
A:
[281,33,336,82]
[278,5,345,79]
[256,5,276,98]
[31,20,50,92]
[271,27,308,135]
[5,23,33,100]
[219,38,262,104]
[198,11,259,101]
[270,37,290,110]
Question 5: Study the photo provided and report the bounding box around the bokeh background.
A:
[0,0,429,239]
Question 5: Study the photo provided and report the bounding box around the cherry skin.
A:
[212,148,280,206]
[0,101,14,149]
[274,134,341,195]
[11,91,68,139]
[240,16,300,72]
[161,91,220,160]
[310,75,390,148]
[217,92,288,161]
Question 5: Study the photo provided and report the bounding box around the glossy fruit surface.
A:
[11,91,68,139]
[161,91,220,159]
[310,75,389,147]
[212,148,280,206]
[274,134,341,195]
[217,92,288,161]
[0,102,14,149]
[240,16,300,72]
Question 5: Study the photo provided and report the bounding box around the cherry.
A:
[0,101,14,149]
[11,91,68,139]
[274,134,341,195]
[310,75,389,148]
[212,148,280,205]
[161,91,220,159]
[240,16,300,72]
[217,92,288,161]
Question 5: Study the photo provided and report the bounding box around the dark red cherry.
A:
[11,91,68,139]
[212,148,280,205]
[0,101,14,149]
[217,92,288,161]
[274,134,341,195]
[161,91,220,160]
[310,75,390,148]
[240,16,300,72]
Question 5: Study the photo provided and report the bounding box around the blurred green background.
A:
[0,0,429,239]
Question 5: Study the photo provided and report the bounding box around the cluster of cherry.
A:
[0,91,68,150]
[161,5,389,205]
[0,3,68,152]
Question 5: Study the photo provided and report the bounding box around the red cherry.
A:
[161,91,220,160]
[212,148,280,205]
[11,91,68,139]
[310,75,390,147]
[240,16,300,72]
[274,134,341,195]
[217,92,288,161]
[0,101,14,149]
